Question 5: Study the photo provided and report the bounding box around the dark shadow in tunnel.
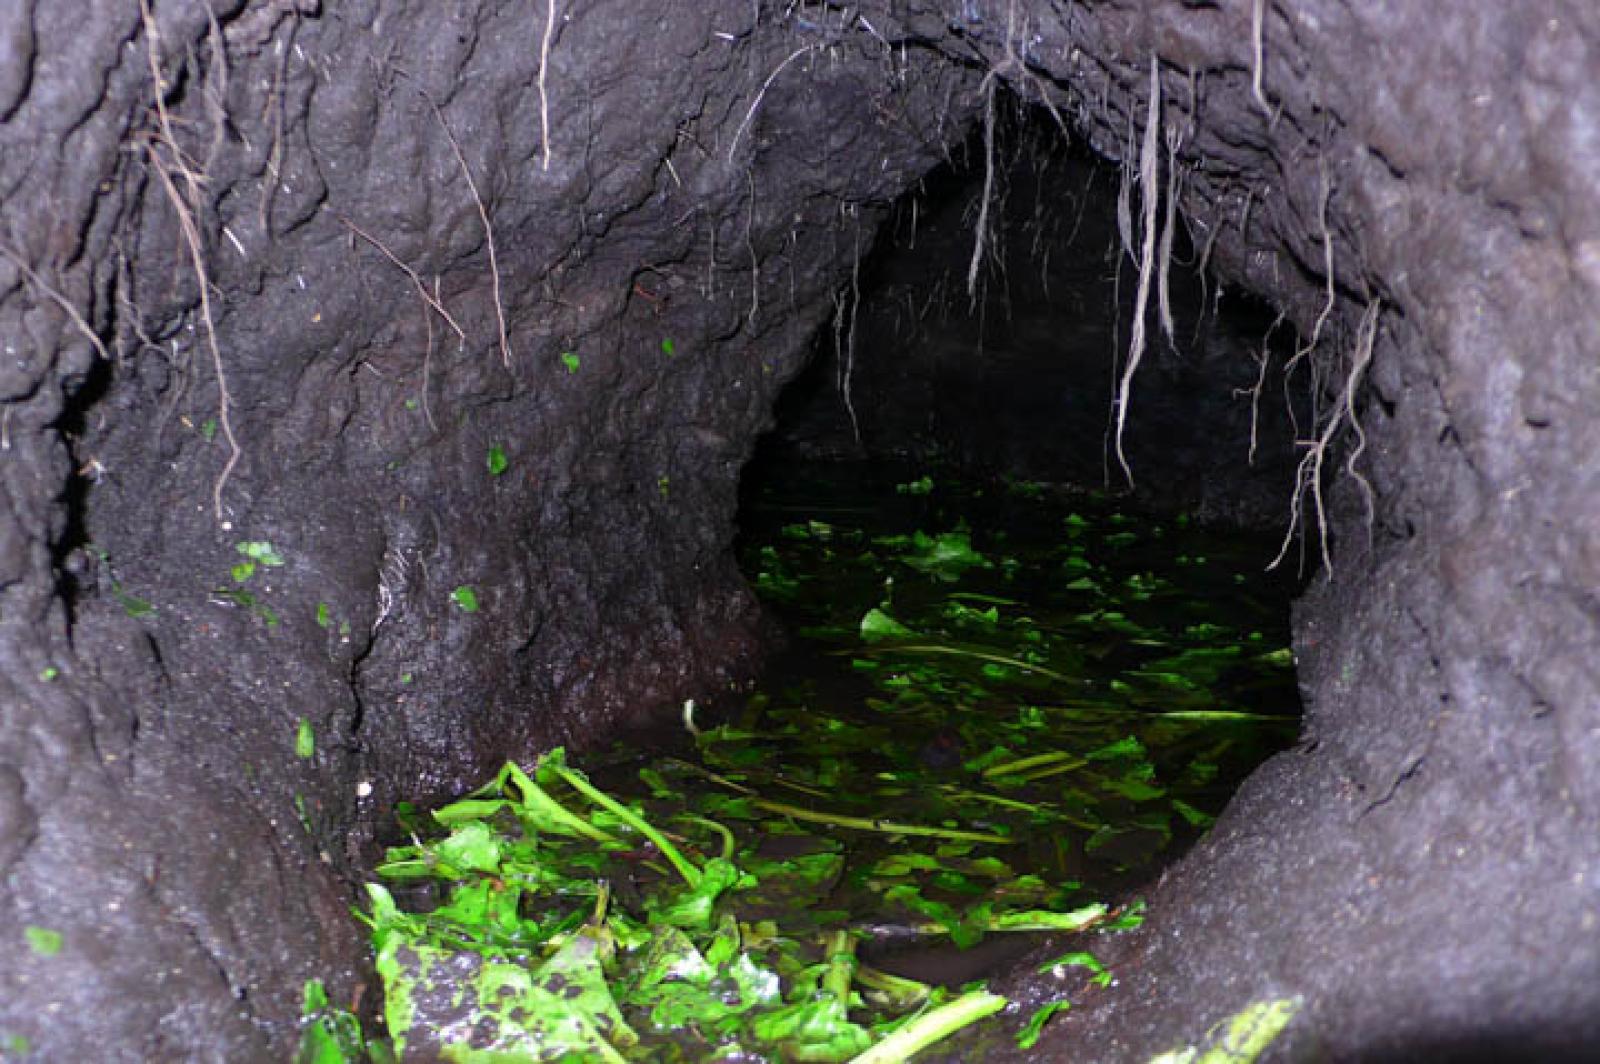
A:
[748,97,1311,536]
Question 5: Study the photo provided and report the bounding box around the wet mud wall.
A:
[0,0,1597,1060]
[0,1,977,1055]
[893,2,1600,1059]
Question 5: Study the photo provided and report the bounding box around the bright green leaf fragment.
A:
[561,351,581,373]
[486,444,508,476]
[450,586,479,613]
[295,718,315,759]
[853,989,1008,1064]
[299,978,366,1064]
[38,666,58,682]
[1194,997,1302,1063]
[24,926,62,957]
[232,560,256,584]
[860,606,915,642]
[115,588,155,617]
[661,338,676,356]
[1016,1000,1072,1050]
[200,418,217,441]
[237,541,286,567]
[315,602,331,629]
[1038,949,1113,986]
[1148,996,1302,1064]
[898,530,990,581]
[896,475,934,496]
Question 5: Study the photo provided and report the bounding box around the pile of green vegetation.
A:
[302,469,1301,1062]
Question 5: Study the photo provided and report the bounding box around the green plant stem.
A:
[983,750,1085,778]
[750,798,1013,844]
[848,990,1008,1064]
[846,644,1082,684]
[551,766,703,887]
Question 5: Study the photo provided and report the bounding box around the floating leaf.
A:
[860,607,914,642]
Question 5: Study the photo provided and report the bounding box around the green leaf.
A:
[450,586,479,613]
[486,445,508,476]
[295,718,315,759]
[860,607,914,642]
[660,338,676,356]
[115,588,155,617]
[897,530,990,581]
[24,926,62,957]
[561,351,581,373]
[1037,949,1112,986]
[1193,997,1301,1063]
[315,603,331,629]
[232,560,257,583]
[433,822,502,875]
[298,979,366,1064]
[237,541,286,567]
[1017,1000,1072,1049]
[896,475,934,496]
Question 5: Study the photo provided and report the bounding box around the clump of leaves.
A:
[356,747,1024,1061]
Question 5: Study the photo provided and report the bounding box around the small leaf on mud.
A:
[115,588,155,617]
[450,586,480,613]
[237,541,286,567]
[296,718,315,759]
[661,338,676,356]
[315,603,331,629]
[1017,1000,1072,1049]
[487,445,509,476]
[24,926,62,957]
[561,351,581,373]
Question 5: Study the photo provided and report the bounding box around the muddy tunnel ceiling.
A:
[1,0,1597,1060]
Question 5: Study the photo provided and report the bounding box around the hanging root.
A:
[966,75,998,305]
[424,92,512,367]
[338,215,463,432]
[338,215,467,346]
[1287,168,1336,379]
[1269,299,1381,577]
[1112,56,1162,487]
[0,246,111,364]
[1238,310,1286,466]
[837,205,863,446]
[1250,0,1271,114]
[139,0,240,524]
[727,45,821,163]
[537,0,557,171]
[1156,127,1181,344]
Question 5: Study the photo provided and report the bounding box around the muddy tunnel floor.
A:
[313,459,1303,1060]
